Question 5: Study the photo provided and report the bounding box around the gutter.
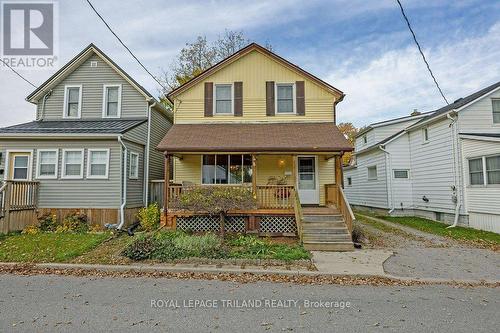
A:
[379,145,394,213]
[39,90,52,121]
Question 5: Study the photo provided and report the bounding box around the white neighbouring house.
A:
[344,81,500,233]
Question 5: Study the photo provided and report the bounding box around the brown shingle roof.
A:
[157,123,353,153]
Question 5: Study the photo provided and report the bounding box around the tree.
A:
[171,187,257,237]
[159,30,272,103]
[337,122,359,166]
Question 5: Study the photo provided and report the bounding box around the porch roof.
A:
[157,123,353,153]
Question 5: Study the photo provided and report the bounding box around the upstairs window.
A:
[103,85,121,118]
[469,158,484,185]
[422,127,429,143]
[493,99,500,124]
[276,83,294,113]
[367,166,377,180]
[363,135,367,145]
[347,177,352,186]
[214,84,233,114]
[64,85,82,118]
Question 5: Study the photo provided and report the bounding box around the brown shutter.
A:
[296,81,305,116]
[204,82,213,117]
[234,81,243,117]
[266,81,275,116]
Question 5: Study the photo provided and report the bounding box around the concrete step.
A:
[303,242,354,251]
[303,215,343,222]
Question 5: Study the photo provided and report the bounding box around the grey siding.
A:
[0,139,121,208]
[123,120,148,144]
[149,108,172,180]
[37,54,148,120]
[124,141,145,208]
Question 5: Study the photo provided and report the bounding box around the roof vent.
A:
[453,97,463,104]
[90,61,98,68]
[410,108,421,116]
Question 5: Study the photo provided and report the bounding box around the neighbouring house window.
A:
[214,84,232,114]
[62,149,84,178]
[422,127,429,142]
[469,158,484,185]
[394,169,409,179]
[486,155,500,185]
[347,177,352,186]
[276,83,294,113]
[87,149,109,178]
[129,152,139,179]
[12,155,29,180]
[493,99,500,124]
[202,154,252,184]
[367,166,377,180]
[363,135,367,144]
[37,149,58,178]
[103,85,121,118]
[64,85,82,118]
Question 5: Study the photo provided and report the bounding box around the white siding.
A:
[355,118,423,151]
[458,88,500,135]
[344,149,388,208]
[385,134,413,209]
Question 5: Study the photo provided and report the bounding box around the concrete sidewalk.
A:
[311,250,392,276]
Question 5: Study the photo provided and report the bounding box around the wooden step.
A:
[301,227,349,235]
[303,235,352,242]
[303,242,354,251]
[303,215,343,222]
[302,221,346,228]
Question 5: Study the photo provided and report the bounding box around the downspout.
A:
[118,135,127,230]
[446,113,461,228]
[144,100,155,206]
[39,90,52,120]
[379,145,394,214]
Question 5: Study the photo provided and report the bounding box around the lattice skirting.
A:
[259,216,297,234]
[177,215,246,233]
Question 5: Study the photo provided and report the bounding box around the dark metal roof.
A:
[157,123,353,153]
[0,119,147,134]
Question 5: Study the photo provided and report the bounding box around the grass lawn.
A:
[0,232,110,263]
[379,216,500,247]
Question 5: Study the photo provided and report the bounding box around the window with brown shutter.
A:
[204,82,213,117]
[296,81,305,116]
[266,81,275,116]
[234,81,243,116]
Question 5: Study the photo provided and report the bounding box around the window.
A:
[493,99,500,124]
[129,152,139,179]
[37,149,58,179]
[367,166,377,180]
[422,127,429,142]
[469,158,484,185]
[347,177,352,186]
[64,85,82,118]
[394,169,409,179]
[202,154,252,184]
[214,84,232,114]
[12,155,29,180]
[486,155,500,185]
[87,149,109,179]
[62,149,84,178]
[363,135,367,144]
[102,84,121,118]
[276,83,294,113]
[90,61,98,67]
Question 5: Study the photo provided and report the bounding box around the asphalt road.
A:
[0,274,498,332]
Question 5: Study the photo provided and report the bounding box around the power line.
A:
[0,59,38,89]
[85,0,167,91]
[396,0,449,105]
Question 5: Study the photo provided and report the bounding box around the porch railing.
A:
[325,183,355,233]
[0,182,6,219]
[293,189,304,242]
[0,180,39,233]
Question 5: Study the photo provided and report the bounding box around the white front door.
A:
[297,156,319,204]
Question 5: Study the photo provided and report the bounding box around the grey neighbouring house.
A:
[344,81,500,233]
[0,44,172,232]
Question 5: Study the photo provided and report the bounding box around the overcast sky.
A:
[1,0,499,127]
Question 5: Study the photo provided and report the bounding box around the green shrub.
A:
[38,213,58,232]
[138,203,160,231]
[172,232,224,258]
[56,212,89,233]
[121,233,157,260]
[22,225,40,235]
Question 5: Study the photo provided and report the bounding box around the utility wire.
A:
[396,0,449,105]
[0,59,38,89]
[85,0,167,91]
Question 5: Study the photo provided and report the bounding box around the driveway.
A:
[0,274,498,332]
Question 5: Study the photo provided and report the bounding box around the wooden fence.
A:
[0,181,39,233]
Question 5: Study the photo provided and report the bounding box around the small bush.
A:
[56,212,89,233]
[138,203,160,231]
[38,213,58,232]
[89,224,105,233]
[172,232,224,258]
[22,225,40,235]
[121,233,157,260]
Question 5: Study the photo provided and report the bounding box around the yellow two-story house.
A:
[157,43,354,250]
